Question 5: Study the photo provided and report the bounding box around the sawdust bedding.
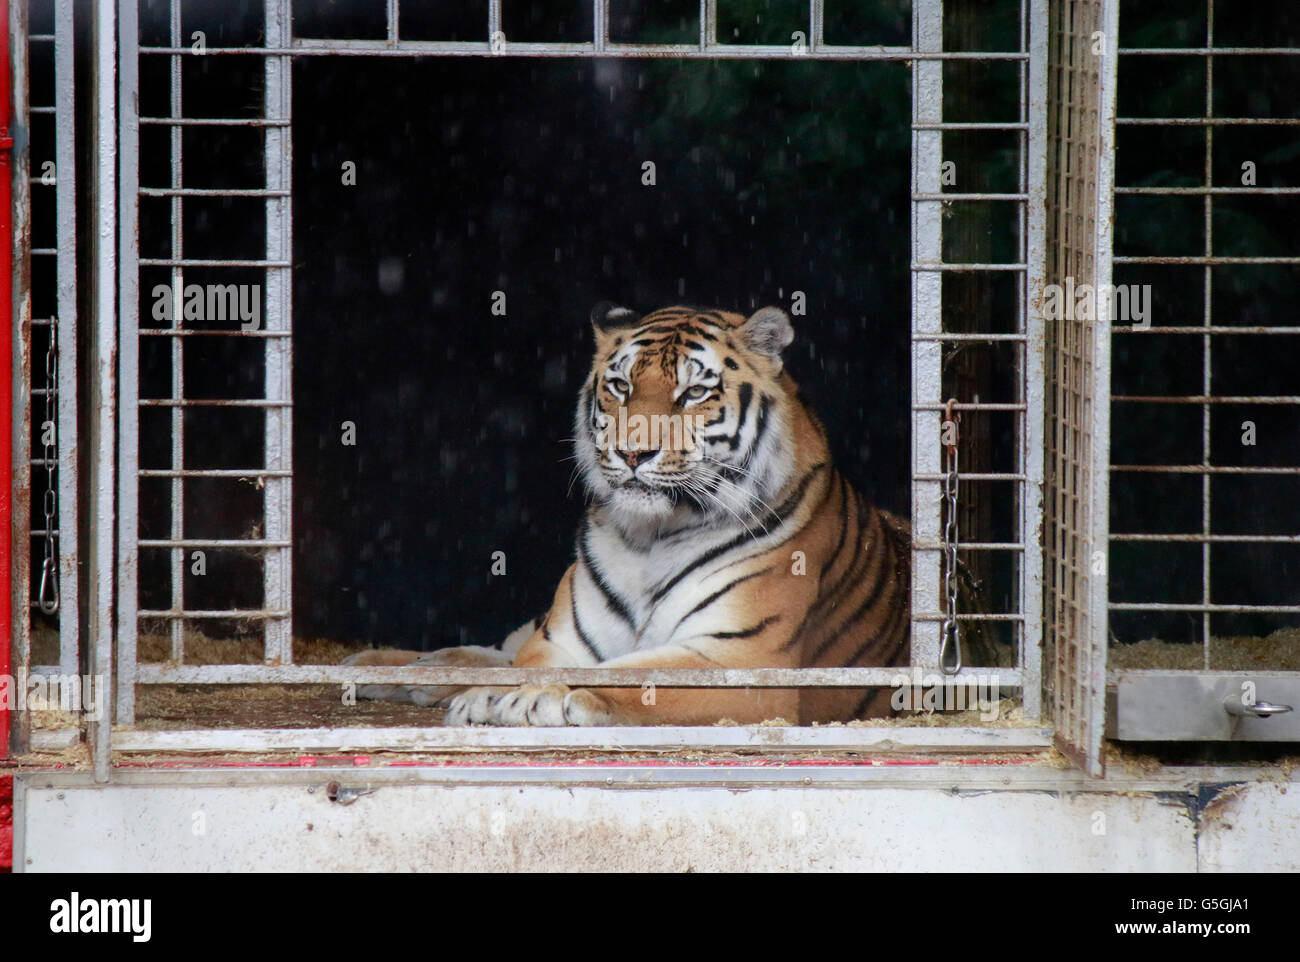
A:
[1108,626,1300,671]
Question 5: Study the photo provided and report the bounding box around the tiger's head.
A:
[575,303,810,532]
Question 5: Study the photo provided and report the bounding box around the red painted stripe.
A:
[0,0,13,763]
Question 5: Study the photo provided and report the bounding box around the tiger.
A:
[344,302,911,725]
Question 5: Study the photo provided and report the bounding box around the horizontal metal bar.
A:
[912,121,1029,130]
[1109,603,1300,614]
[135,41,1031,61]
[912,612,1026,621]
[139,187,290,197]
[139,117,291,127]
[1112,395,1300,404]
[1113,256,1300,265]
[912,542,1026,551]
[913,402,1027,411]
[138,609,289,619]
[912,263,1027,272]
[1111,465,1300,475]
[29,33,54,41]
[1116,326,1300,335]
[1117,117,1300,126]
[28,105,55,113]
[137,538,291,548]
[1111,533,1300,543]
[137,398,293,407]
[1121,47,1300,56]
[1115,186,1300,195]
[110,725,1053,755]
[139,328,292,337]
[139,258,292,267]
[134,664,1026,688]
[138,468,291,478]
[913,192,1028,201]
[31,248,56,256]
[911,332,1028,342]
[913,472,1026,481]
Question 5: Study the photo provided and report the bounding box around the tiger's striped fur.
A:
[348,303,910,725]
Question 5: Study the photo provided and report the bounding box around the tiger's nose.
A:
[617,448,658,468]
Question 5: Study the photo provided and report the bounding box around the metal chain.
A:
[939,397,961,674]
[38,316,59,615]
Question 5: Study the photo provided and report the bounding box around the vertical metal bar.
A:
[55,0,80,680]
[92,0,121,781]
[1083,0,1118,775]
[1201,0,1214,669]
[594,0,608,52]
[1021,0,1048,720]
[168,0,184,663]
[263,0,293,664]
[700,0,717,50]
[116,0,140,725]
[4,0,30,757]
[810,0,824,51]
[488,0,501,44]
[387,0,399,45]
[911,0,944,670]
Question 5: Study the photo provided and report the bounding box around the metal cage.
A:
[22,0,1259,777]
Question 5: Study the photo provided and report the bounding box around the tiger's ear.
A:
[590,301,641,334]
[741,307,795,364]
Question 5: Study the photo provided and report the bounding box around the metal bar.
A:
[914,472,1027,481]
[1121,46,1300,55]
[139,329,292,337]
[594,0,607,53]
[1116,186,1300,195]
[913,192,1029,200]
[913,402,1028,411]
[1109,603,1300,614]
[1111,465,1300,475]
[115,0,140,724]
[263,0,294,666]
[139,258,293,267]
[138,468,292,477]
[135,42,1029,60]
[138,399,293,407]
[139,117,291,127]
[912,262,1028,271]
[913,121,1030,129]
[1111,533,1300,543]
[169,0,184,667]
[138,538,291,547]
[110,724,1052,755]
[1117,117,1300,126]
[386,0,397,45]
[910,0,944,673]
[912,332,1029,341]
[1115,326,1300,334]
[1112,256,1300,265]
[91,0,121,780]
[1202,0,1215,669]
[135,664,1026,688]
[139,609,288,618]
[138,187,291,197]
[5,0,30,758]
[1113,395,1300,404]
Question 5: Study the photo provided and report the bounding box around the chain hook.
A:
[39,555,59,614]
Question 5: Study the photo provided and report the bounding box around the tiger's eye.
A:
[609,378,631,395]
[683,385,709,401]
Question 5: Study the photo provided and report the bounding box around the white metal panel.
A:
[17,774,1198,872]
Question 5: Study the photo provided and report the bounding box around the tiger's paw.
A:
[443,685,615,726]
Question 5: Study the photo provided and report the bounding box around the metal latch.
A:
[1223,696,1294,719]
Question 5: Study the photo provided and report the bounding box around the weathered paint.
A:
[16,768,1203,872]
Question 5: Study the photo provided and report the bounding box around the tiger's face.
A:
[574,303,799,529]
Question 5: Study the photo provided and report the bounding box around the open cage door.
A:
[1042,0,1119,776]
